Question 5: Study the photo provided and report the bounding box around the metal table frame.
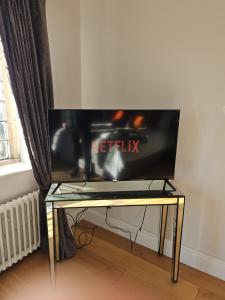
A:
[45,183,185,286]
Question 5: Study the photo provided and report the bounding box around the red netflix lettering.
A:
[99,141,106,152]
[127,140,131,152]
[115,140,120,150]
[96,140,140,153]
[121,140,127,152]
[132,140,140,153]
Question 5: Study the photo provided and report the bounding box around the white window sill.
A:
[0,162,32,178]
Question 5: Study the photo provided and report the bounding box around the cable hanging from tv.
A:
[66,208,97,249]
[64,179,176,250]
[105,206,148,251]
[67,180,153,250]
[67,205,149,251]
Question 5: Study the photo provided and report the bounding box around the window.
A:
[0,86,9,159]
[0,41,21,166]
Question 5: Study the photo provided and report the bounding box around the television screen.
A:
[48,109,180,183]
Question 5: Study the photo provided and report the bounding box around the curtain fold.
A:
[0,0,75,259]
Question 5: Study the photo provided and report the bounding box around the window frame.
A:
[0,101,10,161]
[0,41,20,166]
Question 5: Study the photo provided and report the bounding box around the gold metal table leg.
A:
[158,204,168,255]
[46,202,55,287]
[54,209,60,261]
[172,197,185,282]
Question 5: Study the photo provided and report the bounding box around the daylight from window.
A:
[0,39,28,165]
[0,44,10,160]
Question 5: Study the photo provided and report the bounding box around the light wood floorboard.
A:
[0,220,224,300]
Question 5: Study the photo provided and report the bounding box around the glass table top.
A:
[45,183,185,202]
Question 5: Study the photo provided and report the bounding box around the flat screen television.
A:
[48,109,180,183]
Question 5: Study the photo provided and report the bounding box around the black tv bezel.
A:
[48,108,180,184]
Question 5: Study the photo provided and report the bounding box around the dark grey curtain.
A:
[0,0,75,259]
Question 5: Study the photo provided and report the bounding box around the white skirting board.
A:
[84,209,225,281]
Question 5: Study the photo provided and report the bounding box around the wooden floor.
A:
[0,221,225,300]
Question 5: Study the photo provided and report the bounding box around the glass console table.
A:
[45,183,185,286]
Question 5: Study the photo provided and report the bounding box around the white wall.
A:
[0,169,37,204]
[46,0,81,108]
[0,119,37,204]
[0,128,37,204]
[46,0,225,279]
[80,0,225,273]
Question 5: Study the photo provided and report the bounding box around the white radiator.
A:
[0,191,40,272]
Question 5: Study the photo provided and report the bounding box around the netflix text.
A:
[92,140,140,153]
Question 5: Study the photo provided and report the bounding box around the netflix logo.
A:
[92,140,140,153]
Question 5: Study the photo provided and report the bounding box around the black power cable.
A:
[66,208,97,249]
[105,207,132,244]
[67,180,153,251]
[62,181,87,192]
[105,205,148,251]
[104,180,153,250]
[130,206,148,250]
[148,179,153,191]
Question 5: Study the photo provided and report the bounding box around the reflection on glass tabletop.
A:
[45,183,184,202]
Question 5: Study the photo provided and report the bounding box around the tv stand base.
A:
[46,182,185,285]
[51,179,176,195]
